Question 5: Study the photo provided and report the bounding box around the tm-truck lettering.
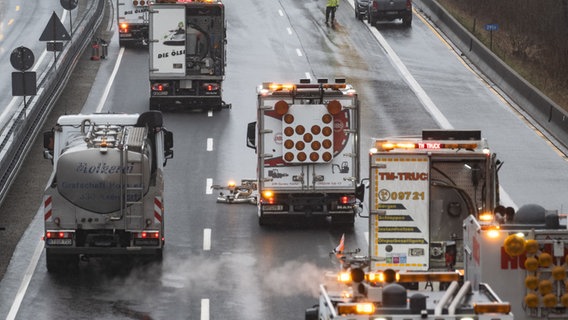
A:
[379,172,428,181]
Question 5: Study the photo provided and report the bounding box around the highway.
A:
[1,0,568,319]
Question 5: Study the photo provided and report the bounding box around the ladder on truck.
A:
[121,126,148,231]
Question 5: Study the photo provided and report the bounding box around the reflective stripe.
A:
[154,196,163,223]
[44,196,52,221]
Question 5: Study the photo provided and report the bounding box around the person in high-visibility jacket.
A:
[326,0,339,26]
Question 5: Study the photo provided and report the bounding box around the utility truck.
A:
[305,239,514,319]
[117,0,150,46]
[464,204,568,319]
[42,111,173,272]
[368,130,500,272]
[148,0,229,111]
[246,79,364,226]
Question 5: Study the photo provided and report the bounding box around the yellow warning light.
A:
[524,257,539,271]
[503,234,526,257]
[524,275,539,290]
[338,271,351,283]
[552,266,567,280]
[337,303,375,315]
[268,83,295,91]
[228,180,236,188]
[262,190,274,198]
[543,293,557,307]
[539,252,553,267]
[478,212,494,222]
[120,23,129,30]
[487,229,500,238]
[525,239,539,254]
[561,293,568,307]
[525,293,539,308]
[473,303,511,314]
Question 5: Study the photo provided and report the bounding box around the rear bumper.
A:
[150,96,229,110]
[45,246,162,256]
[369,9,412,20]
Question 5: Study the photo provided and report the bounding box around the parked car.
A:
[367,0,412,27]
[354,0,370,21]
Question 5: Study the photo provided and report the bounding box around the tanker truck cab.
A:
[42,111,173,272]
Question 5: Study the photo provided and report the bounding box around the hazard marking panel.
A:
[282,104,333,164]
[370,154,430,271]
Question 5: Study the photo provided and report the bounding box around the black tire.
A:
[403,15,412,27]
[368,13,375,26]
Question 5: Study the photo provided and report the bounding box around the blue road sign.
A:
[485,23,499,31]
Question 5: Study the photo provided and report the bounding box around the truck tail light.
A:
[372,1,378,10]
[339,196,351,204]
[261,190,276,204]
[120,23,129,33]
[203,83,220,91]
[45,231,73,239]
[406,0,411,9]
[152,83,169,92]
[135,231,160,239]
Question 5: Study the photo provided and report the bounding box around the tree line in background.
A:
[437,0,568,111]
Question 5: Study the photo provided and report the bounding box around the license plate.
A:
[263,205,284,211]
[47,238,72,246]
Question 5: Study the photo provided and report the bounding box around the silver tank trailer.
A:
[56,125,151,214]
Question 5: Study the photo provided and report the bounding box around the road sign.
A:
[39,11,71,41]
[47,42,64,52]
[60,0,78,11]
[484,24,499,32]
[12,72,37,96]
[10,47,35,71]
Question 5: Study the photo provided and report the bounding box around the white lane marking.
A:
[203,228,211,251]
[208,110,213,117]
[207,138,213,151]
[96,47,125,112]
[206,178,213,194]
[364,232,369,245]
[201,299,210,320]
[278,9,283,17]
[287,27,292,35]
[6,239,44,320]
[296,48,303,57]
[305,72,311,81]
[367,27,453,129]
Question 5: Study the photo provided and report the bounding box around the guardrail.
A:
[0,0,104,206]
[413,0,568,150]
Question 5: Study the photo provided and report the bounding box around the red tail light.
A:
[340,196,350,204]
[152,83,169,91]
[203,83,220,91]
[406,0,412,10]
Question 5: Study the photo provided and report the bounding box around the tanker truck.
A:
[42,111,173,272]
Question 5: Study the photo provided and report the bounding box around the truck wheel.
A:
[403,16,412,27]
[368,13,375,26]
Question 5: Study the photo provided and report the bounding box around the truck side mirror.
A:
[163,130,174,166]
[246,121,256,151]
[356,178,369,202]
[43,130,54,160]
